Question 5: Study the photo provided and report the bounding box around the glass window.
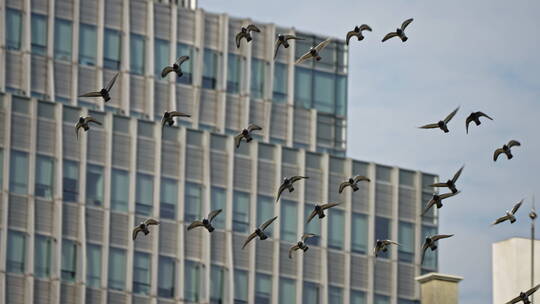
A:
[104,28,121,70]
[329,286,343,304]
[211,265,226,304]
[294,67,312,109]
[313,71,335,113]
[422,225,438,269]
[79,23,97,66]
[185,261,201,302]
[279,277,296,304]
[136,173,154,216]
[203,49,218,89]
[234,269,248,303]
[87,244,101,288]
[399,222,415,263]
[130,33,145,75]
[61,239,77,282]
[160,178,177,219]
[108,248,126,290]
[31,14,47,55]
[111,169,129,212]
[352,213,368,254]
[10,150,28,194]
[376,166,392,182]
[257,195,274,236]
[227,54,242,94]
[328,208,344,250]
[6,9,22,50]
[63,160,79,202]
[375,294,391,304]
[7,230,26,273]
[336,75,347,116]
[233,191,250,233]
[375,217,391,259]
[86,164,104,206]
[158,256,175,298]
[398,299,419,304]
[155,38,170,77]
[251,58,265,99]
[54,19,72,60]
[304,203,320,246]
[35,235,52,278]
[133,252,151,294]
[273,62,288,103]
[255,273,272,304]
[281,200,298,242]
[303,282,320,304]
[211,187,226,229]
[351,290,367,304]
[185,182,202,222]
[35,155,54,199]
[176,43,194,85]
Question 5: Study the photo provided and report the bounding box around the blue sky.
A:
[200,1,540,302]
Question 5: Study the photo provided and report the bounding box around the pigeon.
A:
[187,209,222,232]
[505,284,540,304]
[132,218,160,240]
[276,176,309,202]
[295,37,332,64]
[306,202,340,223]
[422,191,460,216]
[494,140,521,161]
[161,56,190,78]
[242,216,278,249]
[429,165,464,194]
[419,107,460,133]
[161,111,191,129]
[465,111,493,134]
[75,116,102,140]
[78,72,119,102]
[234,124,262,148]
[382,18,414,42]
[274,34,304,59]
[421,234,453,264]
[346,24,372,45]
[235,24,261,48]
[288,233,317,259]
[492,200,523,225]
[339,175,370,193]
[373,239,399,257]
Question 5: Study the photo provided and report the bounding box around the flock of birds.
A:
[70,16,535,304]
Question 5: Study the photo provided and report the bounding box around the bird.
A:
[419,107,460,133]
[75,116,102,140]
[132,218,160,240]
[494,140,521,161]
[306,202,340,223]
[234,124,262,148]
[235,24,261,48]
[492,199,523,225]
[187,209,222,232]
[161,56,190,78]
[465,111,493,134]
[274,34,303,59]
[161,111,191,129]
[339,175,370,193]
[242,216,278,249]
[429,165,464,194]
[382,18,414,42]
[505,284,540,304]
[288,233,317,259]
[422,191,460,216]
[295,37,332,64]
[346,24,372,45]
[78,72,119,102]
[276,176,309,202]
[421,234,453,264]
[373,239,399,257]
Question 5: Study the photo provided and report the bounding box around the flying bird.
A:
[494,140,521,161]
[429,165,464,194]
[382,18,414,42]
[242,216,278,249]
[505,284,540,304]
[234,124,262,148]
[465,111,493,134]
[295,37,332,64]
[161,56,190,78]
[422,192,460,216]
[274,34,303,59]
[373,239,399,257]
[421,234,453,264]
[276,176,309,202]
[492,199,523,225]
[187,209,222,232]
[346,24,372,45]
[78,72,119,102]
[339,175,370,193]
[132,218,160,240]
[288,233,317,259]
[306,202,340,223]
[419,107,460,133]
[161,111,191,129]
[236,24,261,48]
[75,116,102,140]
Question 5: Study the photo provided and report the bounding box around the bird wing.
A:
[504,296,522,304]
[382,32,398,42]
[477,111,493,120]
[175,55,190,66]
[75,123,81,140]
[284,35,303,41]
[260,216,278,231]
[274,40,282,59]
[290,176,308,183]
[508,140,521,148]
[443,107,460,123]
[314,37,332,52]
[306,208,318,224]
[419,123,439,129]
[242,231,258,249]
[346,31,357,45]
[321,202,340,210]
[465,114,474,134]
[492,215,510,226]
[295,51,313,65]
[421,242,429,264]
[401,18,414,31]
[359,24,372,32]
[235,32,245,48]
[493,148,505,161]
[275,183,288,202]
[430,182,448,188]
[353,175,370,183]
[78,91,102,98]
[247,24,261,33]
[451,165,465,183]
[105,72,119,92]
[382,240,399,246]
[440,191,460,200]
[187,221,205,230]
[422,199,436,216]
[132,226,142,240]
[169,111,191,118]
[247,123,262,132]
[431,234,454,241]
[288,245,300,258]
[161,66,175,78]
[84,116,102,125]
[301,233,317,242]
[145,218,160,226]
[338,181,350,194]
[208,209,223,222]
[511,199,523,214]
[525,283,540,296]
[234,134,243,149]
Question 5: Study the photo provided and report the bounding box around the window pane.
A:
[87,244,101,287]
[158,256,175,298]
[352,213,368,254]
[281,200,298,242]
[61,239,77,282]
[336,75,347,116]
[375,217,391,259]
[86,164,104,206]
[133,252,151,294]
[54,19,72,60]
[375,294,391,304]
[251,58,265,99]
[35,155,54,199]
[211,187,226,229]
[35,235,52,278]
[203,49,218,89]
[111,169,129,212]
[160,178,177,219]
[176,43,194,85]
[7,231,26,273]
[279,277,296,304]
[31,14,48,55]
[351,290,367,304]
[303,282,319,304]
[233,191,250,233]
[294,67,312,109]
[227,54,241,94]
[255,273,272,304]
[273,62,288,103]
[304,203,320,246]
[328,208,344,249]
[104,29,121,70]
[211,265,226,303]
[185,261,201,302]
[234,269,248,302]
[155,38,170,77]
[63,160,79,202]
[136,173,154,216]
[10,150,28,194]
[422,225,438,269]
[108,248,126,290]
[257,195,274,236]
[6,9,22,50]
[313,71,335,113]
[130,33,145,75]
[79,24,97,66]
[399,222,415,262]
[185,182,202,222]
[328,286,343,304]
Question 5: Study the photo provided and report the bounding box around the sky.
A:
[199,1,540,302]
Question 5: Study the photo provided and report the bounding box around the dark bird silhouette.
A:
[505,284,540,304]
[161,111,191,129]
[422,191,460,216]
[187,209,222,232]
[465,111,493,134]
[339,175,370,193]
[274,34,303,59]
[306,202,340,223]
[346,24,372,45]
[419,107,459,133]
[132,218,159,240]
[242,216,278,249]
[373,239,399,257]
[382,18,414,42]
[75,116,102,140]
[295,38,332,64]
[236,24,261,48]
[161,56,190,78]
[429,165,464,194]
[78,72,119,102]
[234,124,262,148]
[276,176,309,202]
[288,233,317,259]
[421,234,453,264]
[494,140,521,161]
[492,200,523,225]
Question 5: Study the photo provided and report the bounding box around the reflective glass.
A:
[6,9,22,50]
[203,49,218,89]
[86,164,104,206]
[351,213,368,254]
[63,160,79,202]
[7,231,25,273]
[133,252,151,294]
[87,244,101,287]
[257,195,274,236]
[328,208,344,249]
[313,71,335,113]
[185,261,201,302]
[294,67,312,108]
[281,200,298,242]
[273,62,288,103]
[35,155,54,199]
[233,191,250,233]
[35,235,52,278]
[31,14,48,55]
[251,58,265,99]
[399,221,415,262]
[279,277,296,304]
[185,182,202,222]
[255,273,272,304]
[111,169,129,212]
[79,24,97,66]
[211,187,226,229]
[61,239,77,282]
[155,38,170,77]
[227,54,241,94]
[160,178,177,219]
[177,43,194,85]
[10,150,29,194]
[158,256,175,298]
[108,248,126,290]
[130,33,145,75]
[55,19,72,60]
[135,173,154,215]
[104,28,121,70]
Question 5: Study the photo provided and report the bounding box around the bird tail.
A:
[430,244,437,251]
[303,246,309,252]
[289,186,295,193]
[401,36,408,42]
[450,186,458,194]
[316,56,322,61]
[351,184,359,192]
[208,225,215,232]
[318,213,326,219]
[510,218,516,224]
[442,125,449,133]
[83,125,89,131]
[104,95,111,102]
[260,234,268,240]
[507,153,513,160]
[245,135,253,142]
[436,202,443,209]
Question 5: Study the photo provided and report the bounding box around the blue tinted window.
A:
[63,160,79,202]
[185,261,201,302]
[35,235,52,278]
[256,273,272,304]
[279,277,296,304]
[303,281,319,304]
[329,286,343,304]
[375,217,391,259]
[203,49,218,89]
[6,9,22,50]
[104,28,121,70]
[7,230,26,273]
[281,200,298,242]
[211,265,226,303]
[257,195,274,236]
[158,256,175,298]
[185,182,202,222]
[328,208,344,249]
[399,221,415,262]
[108,248,126,290]
[313,71,335,113]
[160,178,178,219]
[35,155,54,199]
[233,191,250,233]
[135,173,154,215]
[227,54,241,94]
[10,150,29,194]
[111,169,129,212]
[251,58,265,99]
[294,67,312,109]
[155,38,170,77]
[86,164,104,206]
[304,203,320,246]
[87,244,101,287]
[375,294,391,304]
[54,19,72,60]
[234,269,248,303]
[352,213,368,254]
[79,24,97,66]
[31,14,47,55]
[176,43,194,85]
[130,33,145,75]
[211,187,227,229]
[61,239,77,282]
[336,75,347,116]
[351,290,367,304]
[273,62,288,103]
[133,252,151,294]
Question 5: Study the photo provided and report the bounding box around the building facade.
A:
[0,0,439,303]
